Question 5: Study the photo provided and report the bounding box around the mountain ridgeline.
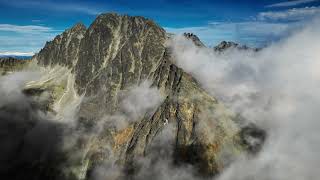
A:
[0,13,265,180]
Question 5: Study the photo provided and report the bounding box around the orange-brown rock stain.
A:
[113,126,134,151]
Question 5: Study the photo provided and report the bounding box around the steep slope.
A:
[25,13,264,179]
[125,51,243,176]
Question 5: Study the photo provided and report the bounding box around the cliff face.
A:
[6,13,264,179]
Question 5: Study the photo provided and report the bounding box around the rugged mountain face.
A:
[2,13,265,180]
[37,23,86,68]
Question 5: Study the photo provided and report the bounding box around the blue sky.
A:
[0,0,319,55]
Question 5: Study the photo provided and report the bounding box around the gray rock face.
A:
[74,13,167,117]
[29,13,265,179]
[36,23,86,68]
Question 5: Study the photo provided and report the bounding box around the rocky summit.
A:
[0,13,265,180]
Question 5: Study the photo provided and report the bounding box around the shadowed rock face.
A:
[7,13,266,179]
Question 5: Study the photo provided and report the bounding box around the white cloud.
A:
[99,81,164,131]
[0,24,59,53]
[259,6,320,21]
[0,34,56,53]
[0,24,53,33]
[0,0,102,15]
[0,51,34,56]
[169,18,320,180]
[266,0,319,8]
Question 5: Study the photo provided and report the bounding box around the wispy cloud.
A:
[0,24,60,53]
[266,0,319,8]
[0,24,53,33]
[0,0,102,15]
[0,51,34,56]
[31,19,42,23]
[259,6,320,21]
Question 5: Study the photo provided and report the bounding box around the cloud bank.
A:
[169,17,320,180]
[259,6,320,21]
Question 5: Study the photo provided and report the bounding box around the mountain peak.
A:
[35,21,86,67]
[214,41,239,51]
[26,13,264,179]
[214,41,259,51]
[69,22,86,32]
[183,32,206,47]
[92,12,160,31]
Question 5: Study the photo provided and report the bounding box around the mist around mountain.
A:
[0,13,319,180]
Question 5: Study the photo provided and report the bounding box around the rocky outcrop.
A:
[17,13,265,179]
[183,33,206,47]
[36,23,86,68]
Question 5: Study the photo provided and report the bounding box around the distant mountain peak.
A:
[183,32,206,47]
[214,41,259,51]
